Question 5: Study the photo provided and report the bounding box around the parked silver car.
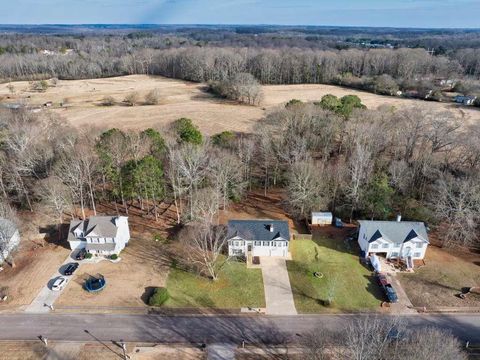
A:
[52,276,68,291]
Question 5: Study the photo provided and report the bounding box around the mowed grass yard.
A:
[287,230,383,313]
[164,258,265,309]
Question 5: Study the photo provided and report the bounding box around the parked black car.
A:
[64,262,79,276]
[375,273,399,303]
[75,248,86,260]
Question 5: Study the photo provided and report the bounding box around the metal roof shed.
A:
[311,212,333,226]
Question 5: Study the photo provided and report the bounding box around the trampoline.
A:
[84,275,106,293]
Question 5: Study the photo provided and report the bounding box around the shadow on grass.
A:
[363,274,387,302]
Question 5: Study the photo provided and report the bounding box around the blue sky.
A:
[1,0,479,28]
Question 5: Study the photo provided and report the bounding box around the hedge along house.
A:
[67,216,130,256]
[227,219,290,258]
[357,218,429,261]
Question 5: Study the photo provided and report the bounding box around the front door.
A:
[247,244,252,252]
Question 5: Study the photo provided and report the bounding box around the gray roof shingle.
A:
[358,220,429,244]
[67,216,120,242]
[227,220,290,241]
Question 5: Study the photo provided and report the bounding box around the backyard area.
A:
[287,227,383,313]
[164,257,265,310]
[398,246,480,308]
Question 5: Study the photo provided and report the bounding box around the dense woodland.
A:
[1,28,480,102]
[0,93,479,263]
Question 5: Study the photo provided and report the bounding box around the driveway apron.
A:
[260,257,297,315]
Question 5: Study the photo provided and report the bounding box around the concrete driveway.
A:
[25,251,81,313]
[260,257,297,315]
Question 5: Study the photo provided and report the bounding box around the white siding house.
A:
[358,219,429,260]
[227,220,290,258]
[67,216,130,256]
[0,219,20,264]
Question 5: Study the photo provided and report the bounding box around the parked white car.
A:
[52,276,68,291]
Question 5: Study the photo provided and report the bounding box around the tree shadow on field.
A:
[363,274,386,302]
[39,223,70,249]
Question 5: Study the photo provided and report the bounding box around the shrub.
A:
[211,131,235,148]
[148,287,169,306]
[144,89,160,105]
[31,80,48,92]
[124,91,140,106]
[101,96,115,106]
[85,253,93,259]
[173,118,203,145]
[285,99,303,108]
[110,254,118,260]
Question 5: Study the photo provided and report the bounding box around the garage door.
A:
[270,248,285,257]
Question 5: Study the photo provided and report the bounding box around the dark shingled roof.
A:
[227,220,290,241]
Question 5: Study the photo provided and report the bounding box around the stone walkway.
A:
[260,257,297,315]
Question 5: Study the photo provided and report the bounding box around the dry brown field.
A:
[398,245,480,308]
[1,75,479,135]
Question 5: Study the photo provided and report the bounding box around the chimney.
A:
[396,214,402,222]
[269,224,274,232]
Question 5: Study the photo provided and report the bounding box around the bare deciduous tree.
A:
[287,161,329,220]
[179,223,228,281]
[430,175,480,247]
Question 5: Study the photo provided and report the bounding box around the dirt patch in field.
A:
[398,246,480,308]
[1,75,478,135]
[218,188,305,234]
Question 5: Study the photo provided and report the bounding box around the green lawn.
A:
[164,259,265,309]
[287,236,383,313]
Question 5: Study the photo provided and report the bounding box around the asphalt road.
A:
[0,313,479,344]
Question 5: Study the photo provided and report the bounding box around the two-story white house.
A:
[227,219,290,258]
[358,219,429,260]
[67,216,130,256]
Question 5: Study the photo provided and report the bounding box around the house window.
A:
[415,243,423,248]
[413,252,421,258]
[232,249,243,255]
[371,244,379,249]
[263,241,270,246]
[394,243,401,248]
[391,252,399,257]
[382,243,389,249]
[234,241,240,246]
[254,241,261,246]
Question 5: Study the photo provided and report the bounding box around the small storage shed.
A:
[311,212,333,226]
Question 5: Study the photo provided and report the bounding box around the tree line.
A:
[1,35,480,98]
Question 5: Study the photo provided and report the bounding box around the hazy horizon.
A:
[1,0,479,29]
